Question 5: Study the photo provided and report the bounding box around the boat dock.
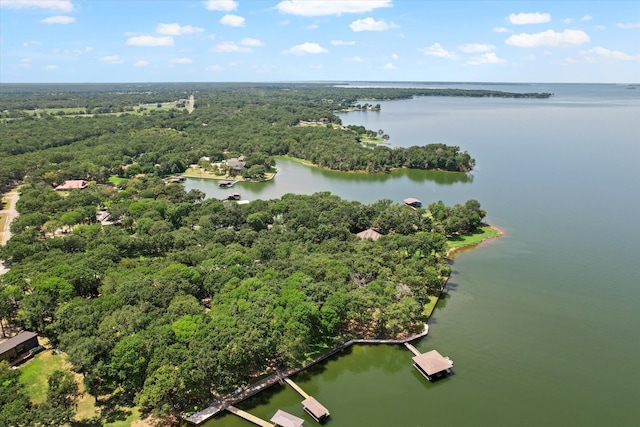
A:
[227,405,274,427]
[283,378,309,399]
[283,378,329,422]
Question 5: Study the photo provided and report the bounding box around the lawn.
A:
[446,225,502,255]
[108,175,127,185]
[17,347,148,426]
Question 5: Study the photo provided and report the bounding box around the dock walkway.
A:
[185,324,430,424]
[283,378,309,399]
[227,405,274,427]
[404,342,422,356]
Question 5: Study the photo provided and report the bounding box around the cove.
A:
[187,83,640,427]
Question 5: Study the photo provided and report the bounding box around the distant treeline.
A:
[0,84,489,193]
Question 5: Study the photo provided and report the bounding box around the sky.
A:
[0,0,639,83]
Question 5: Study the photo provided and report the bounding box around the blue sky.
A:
[1,0,639,83]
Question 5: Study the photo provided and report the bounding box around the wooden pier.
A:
[227,405,275,427]
[185,323,430,424]
[283,378,309,399]
[404,342,422,357]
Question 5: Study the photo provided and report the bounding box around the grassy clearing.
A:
[108,175,127,185]
[446,225,502,255]
[182,167,276,182]
[17,346,147,426]
[423,295,439,318]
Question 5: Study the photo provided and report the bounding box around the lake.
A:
[186,83,640,426]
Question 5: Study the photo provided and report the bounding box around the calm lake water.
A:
[186,83,640,426]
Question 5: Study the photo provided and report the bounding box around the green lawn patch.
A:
[108,175,127,185]
[18,348,146,426]
[446,225,502,255]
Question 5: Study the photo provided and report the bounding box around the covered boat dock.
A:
[412,349,454,381]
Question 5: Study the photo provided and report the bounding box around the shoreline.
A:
[185,227,501,424]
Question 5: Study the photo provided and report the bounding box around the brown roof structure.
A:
[412,349,453,376]
[55,180,88,190]
[403,197,422,208]
[302,396,329,422]
[356,228,382,240]
[270,410,304,427]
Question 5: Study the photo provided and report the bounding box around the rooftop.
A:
[302,396,329,420]
[356,228,382,240]
[0,331,38,355]
[412,349,453,375]
[270,409,304,427]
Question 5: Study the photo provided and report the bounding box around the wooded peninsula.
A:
[0,83,520,424]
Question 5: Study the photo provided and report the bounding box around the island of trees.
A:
[0,83,513,423]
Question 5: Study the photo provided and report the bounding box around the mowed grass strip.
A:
[446,225,502,254]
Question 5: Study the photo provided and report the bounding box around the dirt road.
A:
[0,188,19,274]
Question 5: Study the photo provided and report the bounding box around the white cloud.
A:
[212,41,251,53]
[595,25,606,30]
[23,40,42,47]
[41,15,75,24]
[350,56,363,62]
[170,57,193,64]
[44,64,58,70]
[241,38,263,47]
[508,12,551,25]
[466,52,506,65]
[100,54,124,64]
[275,0,392,17]
[383,62,396,69]
[306,24,319,30]
[458,43,495,53]
[505,29,590,47]
[616,22,640,29]
[561,18,573,24]
[493,27,511,33]
[391,53,399,59]
[20,58,31,68]
[1,0,73,12]
[331,40,356,46]
[581,46,638,61]
[418,43,456,59]
[220,14,245,27]
[133,60,149,67]
[523,54,536,61]
[205,0,237,11]
[350,17,398,32]
[207,64,225,71]
[126,35,174,46]
[156,23,204,36]
[581,15,592,22]
[282,42,328,55]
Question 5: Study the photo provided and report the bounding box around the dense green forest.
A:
[0,83,504,420]
[0,83,555,193]
[0,177,486,418]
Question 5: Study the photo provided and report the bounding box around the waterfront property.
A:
[0,331,40,365]
[412,350,454,381]
[403,197,422,208]
[270,410,304,427]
